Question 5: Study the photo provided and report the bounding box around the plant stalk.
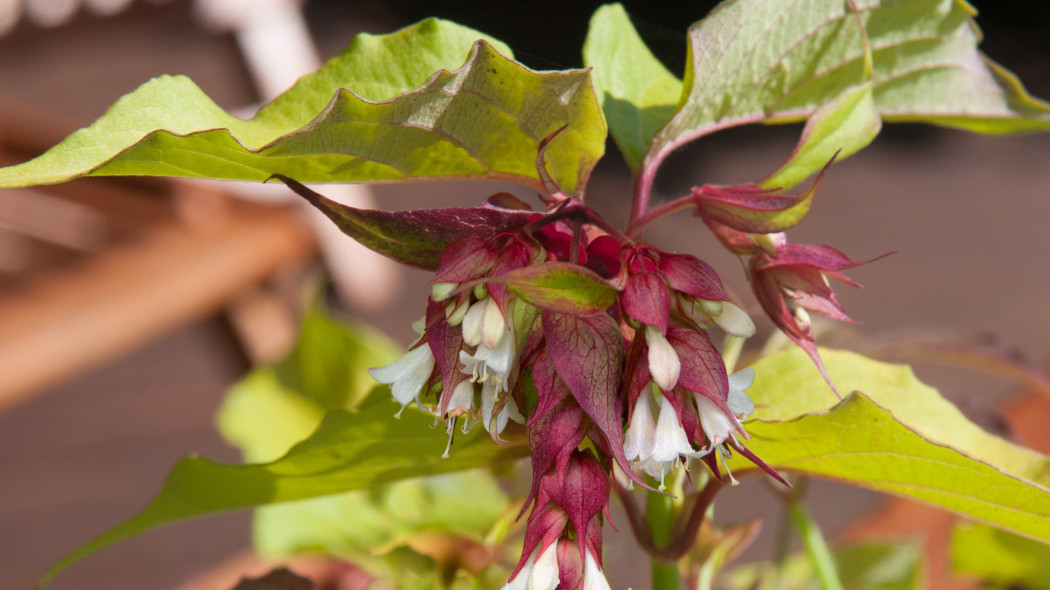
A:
[788,501,843,590]
[646,489,681,590]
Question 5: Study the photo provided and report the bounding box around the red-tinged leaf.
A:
[434,237,499,284]
[691,159,832,235]
[522,397,586,517]
[488,238,534,314]
[529,351,572,426]
[271,175,530,270]
[622,272,670,333]
[548,452,609,558]
[624,340,652,416]
[541,310,633,477]
[762,243,867,273]
[499,263,619,315]
[657,253,728,301]
[426,299,466,408]
[666,323,727,404]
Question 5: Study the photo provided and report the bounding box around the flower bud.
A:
[645,325,681,391]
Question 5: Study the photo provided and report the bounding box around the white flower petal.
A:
[645,326,681,391]
[446,380,475,417]
[583,552,612,590]
[502,549,537,590]
[462,299,487,347]
[623,394,656,462]
[695,394,737,447]
[727,367,756,419]
[713,302,756,338]
[651,395,695,463]
[481,297,508,350]
[529,544,560,590]
[368,345,435,409]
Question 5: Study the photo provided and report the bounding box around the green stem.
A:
[721,334,745,374]
[646,489,681,590]
[787,501,843,590]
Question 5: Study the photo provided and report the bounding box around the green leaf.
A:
[952,523,1050,590]
[583,3,683,172]
[723,541,921,590]
[41,394,528,586]
[217,312,511,586]
[727,348,1050,543]
[762,83,881,190]
[499,262,619,315]
[646,0,1050,178]
[0,20,606,197]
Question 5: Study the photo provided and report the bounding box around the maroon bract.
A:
[749,240,876,395]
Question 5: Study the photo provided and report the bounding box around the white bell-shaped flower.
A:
[368,345,435,416]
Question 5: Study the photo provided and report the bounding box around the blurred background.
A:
[1,1,1049,589]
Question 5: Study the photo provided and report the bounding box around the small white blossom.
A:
[582,551,613,590]
[623,394,656,464]
[503,545,559,590]
[481,380,524,436]
[727,367,756,419]
[623,387,707,489]
[368,345,435,416]
[645,325,680,391]
[695,367,755,447]
[460,316,516,393]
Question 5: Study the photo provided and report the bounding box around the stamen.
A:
[442,417,456,459]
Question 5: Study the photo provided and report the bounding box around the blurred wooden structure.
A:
[0,97,317,409]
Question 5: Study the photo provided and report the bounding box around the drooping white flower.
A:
[727,367,756,419]
[581,550,613,590]
[460,315,516,393]
[623,388,707,489]
[695,367,755,447]
[623,394,656,463]
[651,395,697,462]
[645,325,680,391]
[503,544,559,590]
[481,380,524,436]
[368,344,435,416]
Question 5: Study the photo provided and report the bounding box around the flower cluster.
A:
[369,210,788,588]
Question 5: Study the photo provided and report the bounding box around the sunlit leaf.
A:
[42,393,528,586]
[646,0,1050,179]
[583,3,683,172]
[727,349,1050,543]
[723,541,921,590]
[951,523,1050,590]
[762,83,881,190]
[0,20,605,196]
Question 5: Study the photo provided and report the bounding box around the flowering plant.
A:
[5,2,1050,589]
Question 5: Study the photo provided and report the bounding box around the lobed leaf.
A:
[0,21,606,196]
[727,348,1050,542]
[583,3,683,172]
[645,0,1050,182]
[273,175,532,270]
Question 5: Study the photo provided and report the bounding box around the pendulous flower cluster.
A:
[369,207,790,589]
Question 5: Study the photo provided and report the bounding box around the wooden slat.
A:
[0,195,316,410]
